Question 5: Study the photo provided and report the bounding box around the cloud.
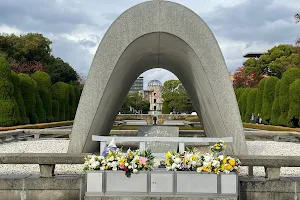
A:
[0,0,298,85]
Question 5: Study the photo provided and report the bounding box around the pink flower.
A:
[120,164,125,169]
[139,157,148,165]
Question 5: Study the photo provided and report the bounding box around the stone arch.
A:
[68,0,247,155]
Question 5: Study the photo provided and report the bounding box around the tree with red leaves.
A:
[233,66,264,89]
[10,61,45,75]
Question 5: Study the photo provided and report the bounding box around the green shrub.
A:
[52,100,59,121]
[18,73,38,124]
[162,101,170,114]
[261,77,279,124]
[287,79,300,127]
[68,84,76,120]
[245,88,258,123]
[240,88,251,122]
[11,71,29,124]
[237,88,246,116]
[73,85,81,108]
[0,58,20,126]
[35,89,46,123]
[51,82,69,121]
[235,88,245,102]
[254,78,267,115]
[32,71,53,122]
[270,80,282,125]
[278,68,300,126]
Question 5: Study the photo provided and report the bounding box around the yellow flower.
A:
[229,159,235,166]
[225,164,232,171]
[105,165,109,169]
[192,155,198,161]
[222,158,227,164]
[216,146,220,150]
[166,152,172,159]
[221,164,225,171]
[165,160,170,165]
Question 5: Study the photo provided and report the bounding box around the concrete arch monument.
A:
[68,0,247,155]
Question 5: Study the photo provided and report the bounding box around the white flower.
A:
[125,163,129,167]
[133,169,138,173]
[218,155,224,160]
[111,161,118,168]
[91,162,97,169]
[128,166,132,169]
[166,167,171,171]
[196,167,202,173]
[212,160,220,168]
[191,161,197,166]
[90,157,96,164]
[172,156,176,160]
[204,155,211,162]
[95,161,100,166]
[84,161,89,166]
[171,163,177,170]
[100,166,105,171]
[112,167,118,171]
[99,156,105,160]
[203,161,211,167]
[185,154,193,159]
[174,158,181,164]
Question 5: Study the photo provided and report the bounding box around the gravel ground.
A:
[0,140,299,176]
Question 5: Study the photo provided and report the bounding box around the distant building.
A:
[243,52,264,59]
[130,76,144,92]
[143,80,163,115]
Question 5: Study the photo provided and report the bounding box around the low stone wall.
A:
[116,114,196,124]
[0,175,298,200]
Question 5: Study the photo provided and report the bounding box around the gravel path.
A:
[0,140,299,176]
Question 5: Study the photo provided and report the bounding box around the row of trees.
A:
[236,68,300,127]
[162,80,194,114]
[0,57,81,126]
[0,33,81,84]
[120,92,150,114]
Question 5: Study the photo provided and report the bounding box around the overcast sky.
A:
[0,0,299,89]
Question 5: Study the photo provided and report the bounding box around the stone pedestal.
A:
[137,126,179,153]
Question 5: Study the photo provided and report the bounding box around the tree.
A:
[10,61,45,75]
[233,66,263,89]
[0,33,51,63]
[32,71,53,122]
[52,100,60,122]
[162,101,170,114]
[18,73,38,124]
[287,79,300,127]
[243,44,299,78]
[51,82,70,121]
[245,88,258,123]
[0,57,20,126]
[278,68,300,126]
[270,80,282,125]
[35,86,46,123]
[120,94,131,114]
[45,57,78,84]
[254,78,267,115]
[296,13,300,45]
[11,71,29,124]
[162,80,194,113]
[261,77,279,124]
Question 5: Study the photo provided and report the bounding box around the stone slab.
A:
[137,126,179,153]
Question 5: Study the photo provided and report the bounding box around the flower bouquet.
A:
[84,148,155,177]
[164,141,241,174]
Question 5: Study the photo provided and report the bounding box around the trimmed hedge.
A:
[35,88,46,123]
[0,58,20,126]
[278,68,300,126]
[162,101,170,114]
[287,79,300,127]
[237,88,246,116]
[254,78,267,115]
[51,82,69,121]
[11,71,29,124]
[261,77,279,124]
[52,100,60,122]
[68,85,76,120]
[73,85,81,108]
[18,73,38,124]
[243,122,300,132]
[270,80,282,125]
[245,88,258,123]
[32,71,53,122]
[240,88,251,122]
